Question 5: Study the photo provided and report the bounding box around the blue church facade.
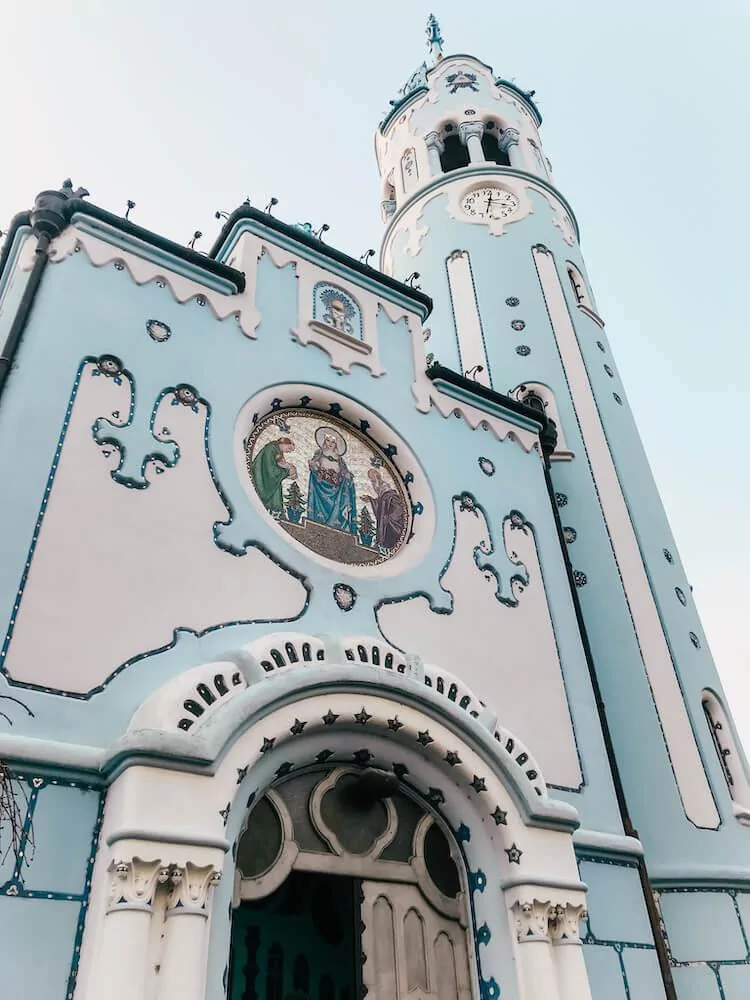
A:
[0,20,747,1000]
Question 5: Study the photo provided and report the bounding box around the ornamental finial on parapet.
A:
[30,178,90,239]
[426,14,443,64]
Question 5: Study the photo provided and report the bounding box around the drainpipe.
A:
[539,422,677,1000]
[0,180,89,399]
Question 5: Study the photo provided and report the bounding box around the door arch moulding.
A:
[73,633,593,1000]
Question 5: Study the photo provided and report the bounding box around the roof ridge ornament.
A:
[426,13,443,64]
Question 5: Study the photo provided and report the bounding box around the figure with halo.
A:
[307,426,357,534]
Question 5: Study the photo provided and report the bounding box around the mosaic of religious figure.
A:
[307,426,357,535]
[246,411,410,566]
[313,282,362,339]
[362,467,406,551]
[250,435,297,515]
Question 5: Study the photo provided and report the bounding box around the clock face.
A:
[461,186,519,221]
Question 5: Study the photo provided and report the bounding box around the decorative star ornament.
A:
[505,843,523,864]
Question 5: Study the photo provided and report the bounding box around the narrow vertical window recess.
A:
[702,690,750,825]
[445,250,490,388]
[566,261,603,326]
[508,382,574,461]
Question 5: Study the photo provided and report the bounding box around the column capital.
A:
[424,131,445,153]
[107,857,171,912]
[512,898,554,942]
[381,199,397,222]
[458,121,485,145]
[498,127,521,152]
[549,903,588,945]
[165,862,222,915]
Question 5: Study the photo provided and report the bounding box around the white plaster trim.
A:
[508,382,575,461]
[129,633,550,799]
[576,303,605,328]
[446,250,490,386]
[235,789,297,900]
[537,191,577,246]
[412,814,464,921]
[571,829,644,858]
[310,766,399,858]
[232,385,435,580]
[533,247,719,829]
[46,223,260,335]
[308,319,373,353]
[290,257,385,376]
[702,689,750,820]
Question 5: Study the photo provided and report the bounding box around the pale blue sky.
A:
[2,2,749,744]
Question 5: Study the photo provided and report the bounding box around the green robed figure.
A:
[251,436,297,514]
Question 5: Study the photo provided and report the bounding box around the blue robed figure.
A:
[307,426,357,534]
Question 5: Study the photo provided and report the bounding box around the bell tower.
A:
[376,20,556,387]
[376,17,750,998]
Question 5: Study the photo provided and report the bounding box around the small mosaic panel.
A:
[312,282,363,339]
[247,410,410,566]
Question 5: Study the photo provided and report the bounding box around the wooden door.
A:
[360,880,473,1000]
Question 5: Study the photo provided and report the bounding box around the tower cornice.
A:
[380,53,541,134]
[380,164,580,263]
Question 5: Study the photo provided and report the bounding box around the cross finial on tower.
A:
[426,14,443,64]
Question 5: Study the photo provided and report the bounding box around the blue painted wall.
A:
[0,773,102,1000]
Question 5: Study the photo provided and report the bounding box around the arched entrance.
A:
[75,633,592,1000]
[228,766,473,999]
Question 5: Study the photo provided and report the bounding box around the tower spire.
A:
[426,14,443,64]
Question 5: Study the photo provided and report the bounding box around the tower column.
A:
[424,131,445,176]
[459,121,486,164]
[156,863,222,1000]
[549,904,593,1000]
[499,127,523,169]
[86,858,171,1000]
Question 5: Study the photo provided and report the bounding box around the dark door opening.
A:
[228,870,361,1000]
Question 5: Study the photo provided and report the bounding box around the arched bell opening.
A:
[228,765,473,1000]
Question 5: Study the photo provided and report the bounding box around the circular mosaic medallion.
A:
[505,296,520,307]
[246,410,411,566]
[515,345,531,356]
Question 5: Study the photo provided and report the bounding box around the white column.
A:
[550,904,593,1000]
[156,863,222,1000]
[499,128,523,169]
[86,858,170,1000]
[424,132,445,176]
[512,900,561,1000]
[532,246,719,829]
[445,249,490,387]
[458,122,485,164]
